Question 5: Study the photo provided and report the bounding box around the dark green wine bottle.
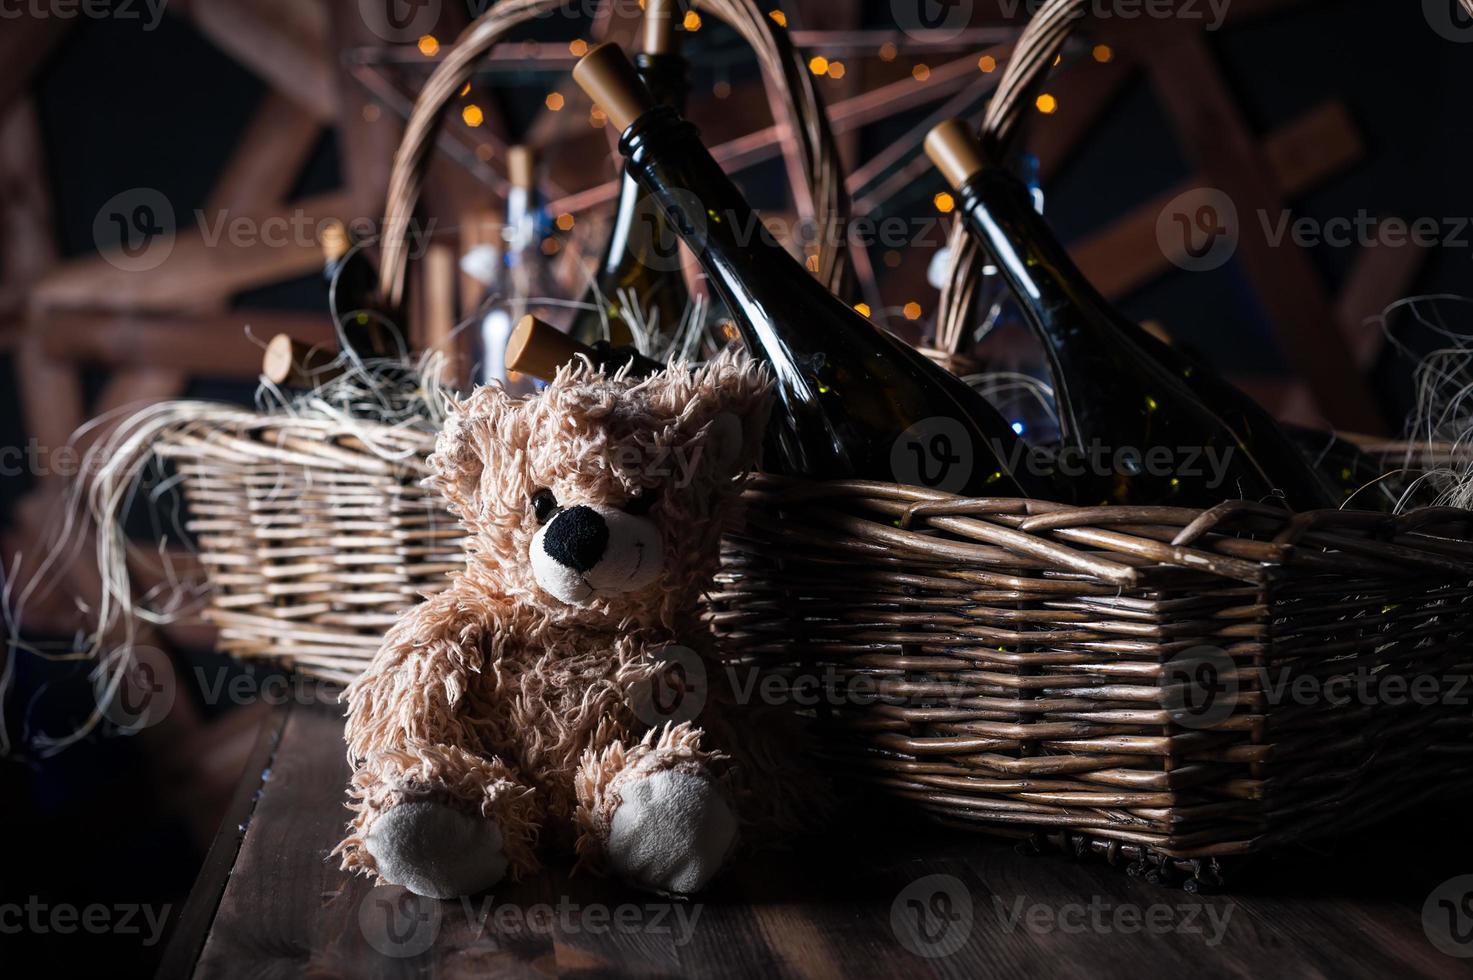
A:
[321,220,406,361]
[568,5,691,349]
[1281,424,1398,511]
[573,46,1057,499]
[926,120,1336,510]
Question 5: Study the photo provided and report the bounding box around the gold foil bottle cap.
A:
[924,119,989,191]
[573,43,657,134]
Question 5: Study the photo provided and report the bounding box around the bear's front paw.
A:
[365,801,506,899]
[605,771,737,895]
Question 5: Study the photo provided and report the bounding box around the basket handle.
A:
[932,0,1097,354]
[376,0,852,312]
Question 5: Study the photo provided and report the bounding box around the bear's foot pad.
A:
[606,770,736,895]
[366,800,506,899]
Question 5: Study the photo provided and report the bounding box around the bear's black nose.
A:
[542,506,609,572]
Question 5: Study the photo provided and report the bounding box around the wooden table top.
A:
[158,701,1473,979]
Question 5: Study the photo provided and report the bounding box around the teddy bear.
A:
[334,350,817,899]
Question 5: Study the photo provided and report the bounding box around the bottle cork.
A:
[573,43,656,134]
[320,220,351,262]
[507,145,537,190]
[924,119,990,191]
[643,0,677,55]
[506,315,595,381]
[263,334,342,388]
[507,315,664,381]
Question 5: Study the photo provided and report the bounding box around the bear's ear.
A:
[684,349,774,481]
[428,384,514,516]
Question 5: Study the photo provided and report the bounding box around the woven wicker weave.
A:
[708,480,1473,880]
[155,413,462,685]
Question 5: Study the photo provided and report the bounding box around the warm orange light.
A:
[978,54,997,73]
[809,55,830,76]
[827,61,846,79]
[933,192,955,214]
[541,237,561,256]
[589,106,607,126]
[545,92,565,111]
[462,104,485,127]
[459,82,471,97]
[903,301,922,321]
[417,35,439,57]
[912,63,931,81]
[879,42,898,62]
[1093,44,1114,63]
[556,213,575,232]
[682,10,702,30]
[768,9,787,27]
[883,250,902,268]
[569,38,589,56]
[854,303,872,317]
[1036,93,1058,114]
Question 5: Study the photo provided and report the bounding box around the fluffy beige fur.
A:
[335,351,819,892]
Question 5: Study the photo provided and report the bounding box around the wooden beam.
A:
[0,15,72,120]
[1335,237,1429,368]
[1030,53,1133,181]
[325,0,401,231]
[39,311,339,375]
[206,92,324,213]
[1136,27,1383,433]
[0,100,57,287]
[1072,101,1362,300]
[181,0,336,120]
[30,191,353,314]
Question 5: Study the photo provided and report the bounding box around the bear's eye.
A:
[625,487,659,516]
[531,489,558,524]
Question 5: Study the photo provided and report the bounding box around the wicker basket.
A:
[709,481,1473,882]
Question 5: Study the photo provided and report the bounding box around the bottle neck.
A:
[954,168,1134,447]
[619,107,837,364]
[600,54,690,279]
[636,52,688,113]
